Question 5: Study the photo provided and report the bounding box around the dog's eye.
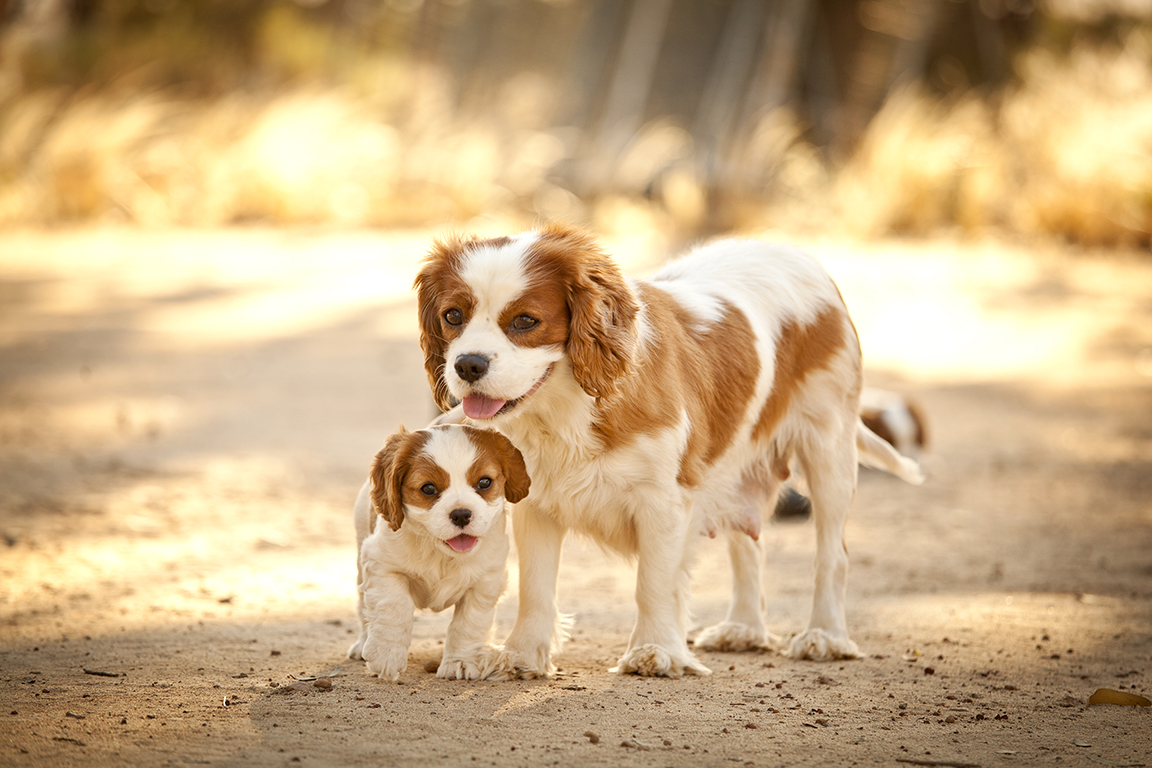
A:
[476,477,492,491]
[510,314,538,331]
[420,483,438,496]
[444,309,464,326]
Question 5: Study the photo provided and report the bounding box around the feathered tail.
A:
[856,419,925,485]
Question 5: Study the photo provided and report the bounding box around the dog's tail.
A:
[856,418,925,485]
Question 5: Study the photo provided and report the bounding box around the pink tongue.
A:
[462,394,507,420]
[447,534,478,553]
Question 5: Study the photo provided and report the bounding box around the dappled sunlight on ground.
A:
[1,227,1149,767]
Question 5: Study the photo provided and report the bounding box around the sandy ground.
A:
[1,226,1150,768]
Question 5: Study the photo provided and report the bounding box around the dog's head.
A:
[414,222,640,421]
[369,425,529,554]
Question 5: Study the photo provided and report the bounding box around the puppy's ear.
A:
[414,238,462,413]
[535,223,640,402]
[370,427,412,532]
[473,428,531,504]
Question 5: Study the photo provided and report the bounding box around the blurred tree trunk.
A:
[579,0,673,194]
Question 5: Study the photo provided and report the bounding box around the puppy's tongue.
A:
[446,534,478,553]
[462,394,506,420]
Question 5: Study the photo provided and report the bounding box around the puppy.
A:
[348,424,530,681]
[414,222,922,678]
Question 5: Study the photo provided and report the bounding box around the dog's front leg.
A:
[612,503,711,677]
[498,502,567,678]
[360,569,415,682]
[438,572,506,681]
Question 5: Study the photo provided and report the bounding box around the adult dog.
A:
[414,222,921,678]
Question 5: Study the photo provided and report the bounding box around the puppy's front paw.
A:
[611,643,712,678]
[361,638,409,682]
[786,629,861,661]
[694,621,783,653]
[347,633,367,661]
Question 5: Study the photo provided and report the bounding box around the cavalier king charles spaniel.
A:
[414,223,921,678]
[349,424,529,681]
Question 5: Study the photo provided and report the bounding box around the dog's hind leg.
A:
[695,471,786,653]
[787,419,862,661]
[694,532,785,652]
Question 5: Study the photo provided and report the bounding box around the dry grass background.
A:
[837,31,1152,246]
[0,6,1149,246]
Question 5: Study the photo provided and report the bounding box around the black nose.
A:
[454,354,490,383]
[449,508,472,528]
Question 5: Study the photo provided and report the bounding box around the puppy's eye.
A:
[420,483,438,496]
[476,477,492,491]
[444,309,464,326]
[510,314,538,331]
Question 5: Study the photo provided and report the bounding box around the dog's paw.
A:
[476,648,518,682]
[694,621,784,653]
[490,644,555,680]
[347,634,367,661]
[611,644,712,678]
[786,629,861,661]
[436,653,488,681]
[361,638,408,682]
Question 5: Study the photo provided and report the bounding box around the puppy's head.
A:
[369,425,529,554]
[414,222,639,420]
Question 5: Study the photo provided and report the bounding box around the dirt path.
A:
[1,227,1149,767]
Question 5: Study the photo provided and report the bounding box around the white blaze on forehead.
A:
[446,232,562,403]
[424,427,480,505]
[459,233,540,319]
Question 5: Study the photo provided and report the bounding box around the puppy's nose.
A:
[454,354,490,383]
[449,508,472,528]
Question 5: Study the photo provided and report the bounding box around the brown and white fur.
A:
[414,223,922,678]
[348,424,530,681]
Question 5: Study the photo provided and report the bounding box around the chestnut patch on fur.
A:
[589,286,759,488]
[464,427,531,504]
[498,278,569,350]
[400,454,450,510]
[528,222,640,402]
[370,427,436,531]
[672,296,760,487]
[753,306,849,443]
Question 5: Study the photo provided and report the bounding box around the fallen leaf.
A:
[1088,688,1150,707]
[292,666,343,682]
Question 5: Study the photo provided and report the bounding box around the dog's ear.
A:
[369,427,413,531]
[478,428,531,504]
[538,224,640,402]
[414,238,463,413]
